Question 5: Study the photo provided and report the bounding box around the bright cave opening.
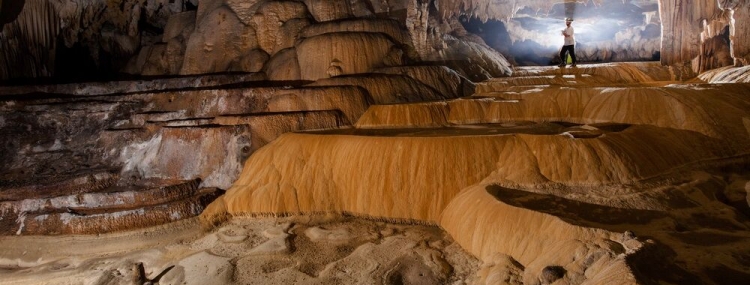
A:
[459,0,662,66]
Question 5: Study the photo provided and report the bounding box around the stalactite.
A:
[718,0,750,66]
[433,0,603,23]
[681,0,750,71]
[0,0,59,80]
[0,0,185,81]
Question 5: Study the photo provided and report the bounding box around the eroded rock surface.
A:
[0,54,469,235]
[0,217,481,285]
[203,63,750,284]
[0,0,512,81]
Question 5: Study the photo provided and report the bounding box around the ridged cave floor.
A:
[1,63,750,284]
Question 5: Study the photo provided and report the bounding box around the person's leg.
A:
[570,45,577,67]
[559,46,567,66]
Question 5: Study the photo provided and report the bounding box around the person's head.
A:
[565,18,573,26]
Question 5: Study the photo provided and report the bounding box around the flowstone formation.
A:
[1,0,750,284]
[0,0,486,235]
[203,62,750,284]
[0,62,475,235]
[3,0,750,79]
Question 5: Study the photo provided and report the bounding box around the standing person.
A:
[559,18,577,67]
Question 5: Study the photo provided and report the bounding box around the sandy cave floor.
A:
[0,216,480,285]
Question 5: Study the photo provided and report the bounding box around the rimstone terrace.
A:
[1,0,750,284]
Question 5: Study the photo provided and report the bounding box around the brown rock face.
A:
[5,0,750,81]
[0,178,223,235]
[720,0,750,65]
[660,0,750,72]
[0,48,469,234]
[119,126,252,188]
[302,0,375,22]
[297,33,403,81]
[0,0,514,81]
[252,1,309,55]
[181,7,258,75]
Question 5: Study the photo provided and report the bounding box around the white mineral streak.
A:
[120,133,164,178]
[15,212,26,235]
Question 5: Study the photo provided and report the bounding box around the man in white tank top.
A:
[558,18,577,67]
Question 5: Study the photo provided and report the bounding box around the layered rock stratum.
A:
[1,63,748,285]
[1,0,750,284]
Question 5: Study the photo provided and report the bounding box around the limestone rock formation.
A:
[0,38,473,234]
[202,63,750,284]
[0,73,392,235]
[698,65,750,83]
[252,1,309,56]
[661,0,750,72]
[180,6,257,75]
[5,0,750,81]
[0,0,514,81]
[0,0,187,80]
[296,32,403,81]
[2,1,750,284]
[307,74,454,104]
[302,0,376,22]
[372,65,476,98]
[263,47,301,81]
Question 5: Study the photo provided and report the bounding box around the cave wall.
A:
[2,0,749,81]
[0,0,511,82]
[130,0,511,80]
[730,1,750,65]
[660,0,750,73]
[439,0,750,72]
[0,0,193,81]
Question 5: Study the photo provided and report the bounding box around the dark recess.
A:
[0,0,25,26]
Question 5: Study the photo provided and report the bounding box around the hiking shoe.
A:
[571,64,577,67]
[558,63,566,67]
